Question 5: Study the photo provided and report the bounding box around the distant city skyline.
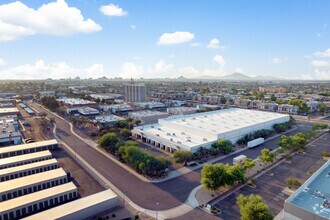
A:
[0,0,329,80]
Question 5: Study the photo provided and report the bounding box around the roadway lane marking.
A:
[99,167,118,182]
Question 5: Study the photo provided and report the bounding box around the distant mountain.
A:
[190,72,285,81]
[253,75,284,81]
[221,72,253,80]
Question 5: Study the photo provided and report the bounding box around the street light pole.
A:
[156,202,159,220]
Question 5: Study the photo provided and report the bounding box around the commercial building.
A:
[39,91,55,98]
[0,116,22,146]
[0,182,77,220]
[77,107,100,116]
[284,161,330,220]
[0,139,58,159]
[278,104,299,115]
[167,107,198,116]
[57,98,97,108]
[90,93,122,100]
[0,108,19,117]
[101,104,133,113]
[132,109,289,152]
[129,110,169,125]
[125,83,147,102]
[0,150,52,170]
[0,158,59,182]
[0,168,68,202]
[134,102,166,110]
[94,115,125,127]
[24,189,118,220]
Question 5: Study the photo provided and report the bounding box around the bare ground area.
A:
[51,148,104,197]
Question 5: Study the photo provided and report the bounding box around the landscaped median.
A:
[98,132,172,179]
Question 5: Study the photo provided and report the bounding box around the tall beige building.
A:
[125,84,146,102]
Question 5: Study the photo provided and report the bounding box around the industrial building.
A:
[77,107,100,116]
[0,139,58,159]
[132,108,289,152]
[39,91,56,98]
[0,150,52,170]
[0,182,77,220]
[94,115,125,127]
[0,108,19,117]
[0,158,59,182]
[100,104,133,113]
[125,83,147,102]
[284,160,330,220]
[129,110,169,125]
[57,98,97,108]
[24,189,118,220]
[134,102,166,110]
[0,115,22,146]
[167,107,198,115]
[0,168,68,202]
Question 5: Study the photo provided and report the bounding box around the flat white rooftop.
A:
[23,189,117,220]
[57,98,95,105]
[0,139,58,155]
[0,107,19,115]
[0,168,67,194]
[0,182,77,213]
[134,109,289,150]
[0,150,52,167]
[130,110,168,117]
[0,158,58,177]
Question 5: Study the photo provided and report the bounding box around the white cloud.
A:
[0,60,106,79]
[212,55,226,67]
[270,57,282,64]
[235,67,244,73]
[158,31,194,45]
[302,74,314,80]
[0,58,6,66]
[0,0,101,41]
[311,60,329,67]
[154,59,173,73]
[178,66,200,78]
[100,4,128,16]
[190,42,202,47]
[314,69,330,80]
[120,62,144,79]
[314,48,330,57]
[130,24,136,30]
[207,38,223,49]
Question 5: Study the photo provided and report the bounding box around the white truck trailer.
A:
[247,137,265,148]
[233,155,247,165]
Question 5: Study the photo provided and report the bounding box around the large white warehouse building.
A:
[132,108,289,152]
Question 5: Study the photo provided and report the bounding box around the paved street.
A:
[28,102,314,212]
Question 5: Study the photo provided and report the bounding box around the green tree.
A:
[173,150,194,165]
[201,163,245,191]
[286,177,302,189]
[237,194,273,220]
[212,140,233,154]
[259,149,275,164]
[290,133,307,151]
[241,158,255,170]
[120,128,132,139]
[270,94,277,102]
[98,132,120,153]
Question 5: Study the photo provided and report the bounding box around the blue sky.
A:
[0,0,329,80]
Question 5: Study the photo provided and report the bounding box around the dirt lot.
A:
[51,148,104,197]
[17,104,50,142]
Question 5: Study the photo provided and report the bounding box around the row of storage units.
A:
[0,158,59,182]
[0,139,58,159]
[0,139,78,220]
[0,150,52,170]
[0,138,119,220]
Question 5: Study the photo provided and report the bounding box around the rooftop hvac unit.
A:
[172,133,175,135]
[181,132,185,135]
[203,138,208,141]
[167,133,171,136]
[158,128,161,130]
[187,139,191,142]
[156,134,160,136]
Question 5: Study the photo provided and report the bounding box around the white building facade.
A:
[132,109,289,153]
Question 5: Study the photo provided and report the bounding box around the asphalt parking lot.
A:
[213,133,330,220]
